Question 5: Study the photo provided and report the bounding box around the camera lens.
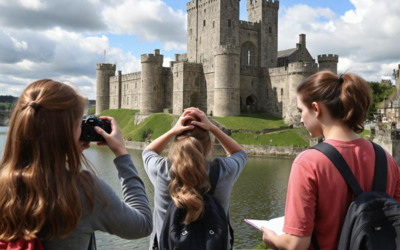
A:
[83,127,96,141]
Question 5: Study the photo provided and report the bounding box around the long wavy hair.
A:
[168,119,212,225]
[0,79,96,241]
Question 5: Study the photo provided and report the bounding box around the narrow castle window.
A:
[213,21,215,28]
[204,9,206,13]
[228,19,231,27]
[281,88,283,95]
[203,20,206,27]
[269,26,272,34]
[248,50,251,66]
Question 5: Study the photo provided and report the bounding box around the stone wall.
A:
[123,140,305,158]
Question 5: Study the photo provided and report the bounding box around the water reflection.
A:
[0,127,293,250]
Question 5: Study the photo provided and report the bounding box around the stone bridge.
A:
[0,110,11,126]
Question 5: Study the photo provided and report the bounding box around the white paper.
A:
[244,216,285,235]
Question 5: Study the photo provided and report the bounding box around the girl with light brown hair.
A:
[142,107,247,250]
[0,79,152,249]
[261,71,400,250]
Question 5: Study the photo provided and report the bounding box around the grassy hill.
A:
[98,109,370,146]
[100,109,176,141]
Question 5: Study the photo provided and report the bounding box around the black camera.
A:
[79,115,111,141]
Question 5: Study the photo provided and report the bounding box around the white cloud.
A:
[9,36,28,51]
[278,0,400,81]
[103,0,186,47]
[19,0,47,10]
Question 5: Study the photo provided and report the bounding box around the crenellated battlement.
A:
[248,0,279,9]
[239,20,261,31]
[187,0,218,12]
[96,63,116,71]
[318,54,339,62]
[122,72,142,81]
[288,62,318,74]
[141,53,163,64]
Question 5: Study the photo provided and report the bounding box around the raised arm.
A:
[144,111,195,155]
[184,107,243,155]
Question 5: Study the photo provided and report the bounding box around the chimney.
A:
[299,34,306,48]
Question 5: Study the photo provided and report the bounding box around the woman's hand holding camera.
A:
[95,116,128,157]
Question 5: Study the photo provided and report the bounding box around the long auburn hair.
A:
[0,79,96,241]
[297,71,372,133]
[168,119,212,225]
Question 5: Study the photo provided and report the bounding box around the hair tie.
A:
[27,101,40,110]
[338,75,344,84]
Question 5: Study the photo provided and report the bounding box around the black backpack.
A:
[154,160,234,250]
[311,141,400,250]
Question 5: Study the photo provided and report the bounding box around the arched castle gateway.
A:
[96,0,339,124]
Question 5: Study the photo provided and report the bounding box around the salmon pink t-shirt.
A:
[283,138,400,250]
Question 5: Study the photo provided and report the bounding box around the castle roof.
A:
[278,48,297,58]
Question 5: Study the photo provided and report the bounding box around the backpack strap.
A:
[312,142,363,196]
[371,142,388,192]
[208,159,234,250]
[208,160,220,195]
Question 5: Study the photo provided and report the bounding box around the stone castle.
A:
[96,0,339,124]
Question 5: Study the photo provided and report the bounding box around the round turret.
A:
[213,45,240,117]
[96,63,116,115]
[318,54,339,74]
[285,62,319,125]
[140,49,164,114]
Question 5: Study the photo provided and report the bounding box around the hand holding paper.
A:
[244,216,285,235]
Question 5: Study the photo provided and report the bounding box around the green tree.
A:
[367,82,396,119]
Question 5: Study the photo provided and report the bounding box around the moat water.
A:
[0,126,293,250]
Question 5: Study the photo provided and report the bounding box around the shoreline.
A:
[123,141,305,158]
[0,131,304,158]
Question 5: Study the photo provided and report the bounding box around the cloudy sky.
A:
[1,0,399,99]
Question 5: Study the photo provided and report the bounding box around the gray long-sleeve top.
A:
[41,154,152,250]
[142,150,247,250]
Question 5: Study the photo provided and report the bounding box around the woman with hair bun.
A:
[261,71,400,250]
[0,79,152,249]
[142,107,247,250]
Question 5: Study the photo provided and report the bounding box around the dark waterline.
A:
[0,127,293,249]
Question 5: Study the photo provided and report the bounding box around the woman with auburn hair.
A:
[261,71,400,250]
[0,79,152,249]
[142,107,247,250]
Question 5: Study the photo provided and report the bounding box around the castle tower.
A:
[140,49,164,114]
[284,62,318,125]
[318,54,339,74]
[186,0,240,64]
[96,63,116,115]
[214,45,240,117]
[247,0,279,68]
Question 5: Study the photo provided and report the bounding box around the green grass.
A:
[126,113,176,141]
[100,109,139,135]
[231,129,309,147]
[99,109,176,141]
[213,113,286,130]
[252,243,269,249]
[98,109,310,146]
[359,129,371,139]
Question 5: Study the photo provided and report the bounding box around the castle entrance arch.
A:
[246,94,257,111]
[189,93,199,108]
[241,42,257,67]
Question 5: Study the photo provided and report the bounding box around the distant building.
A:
[96,0,339,125]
